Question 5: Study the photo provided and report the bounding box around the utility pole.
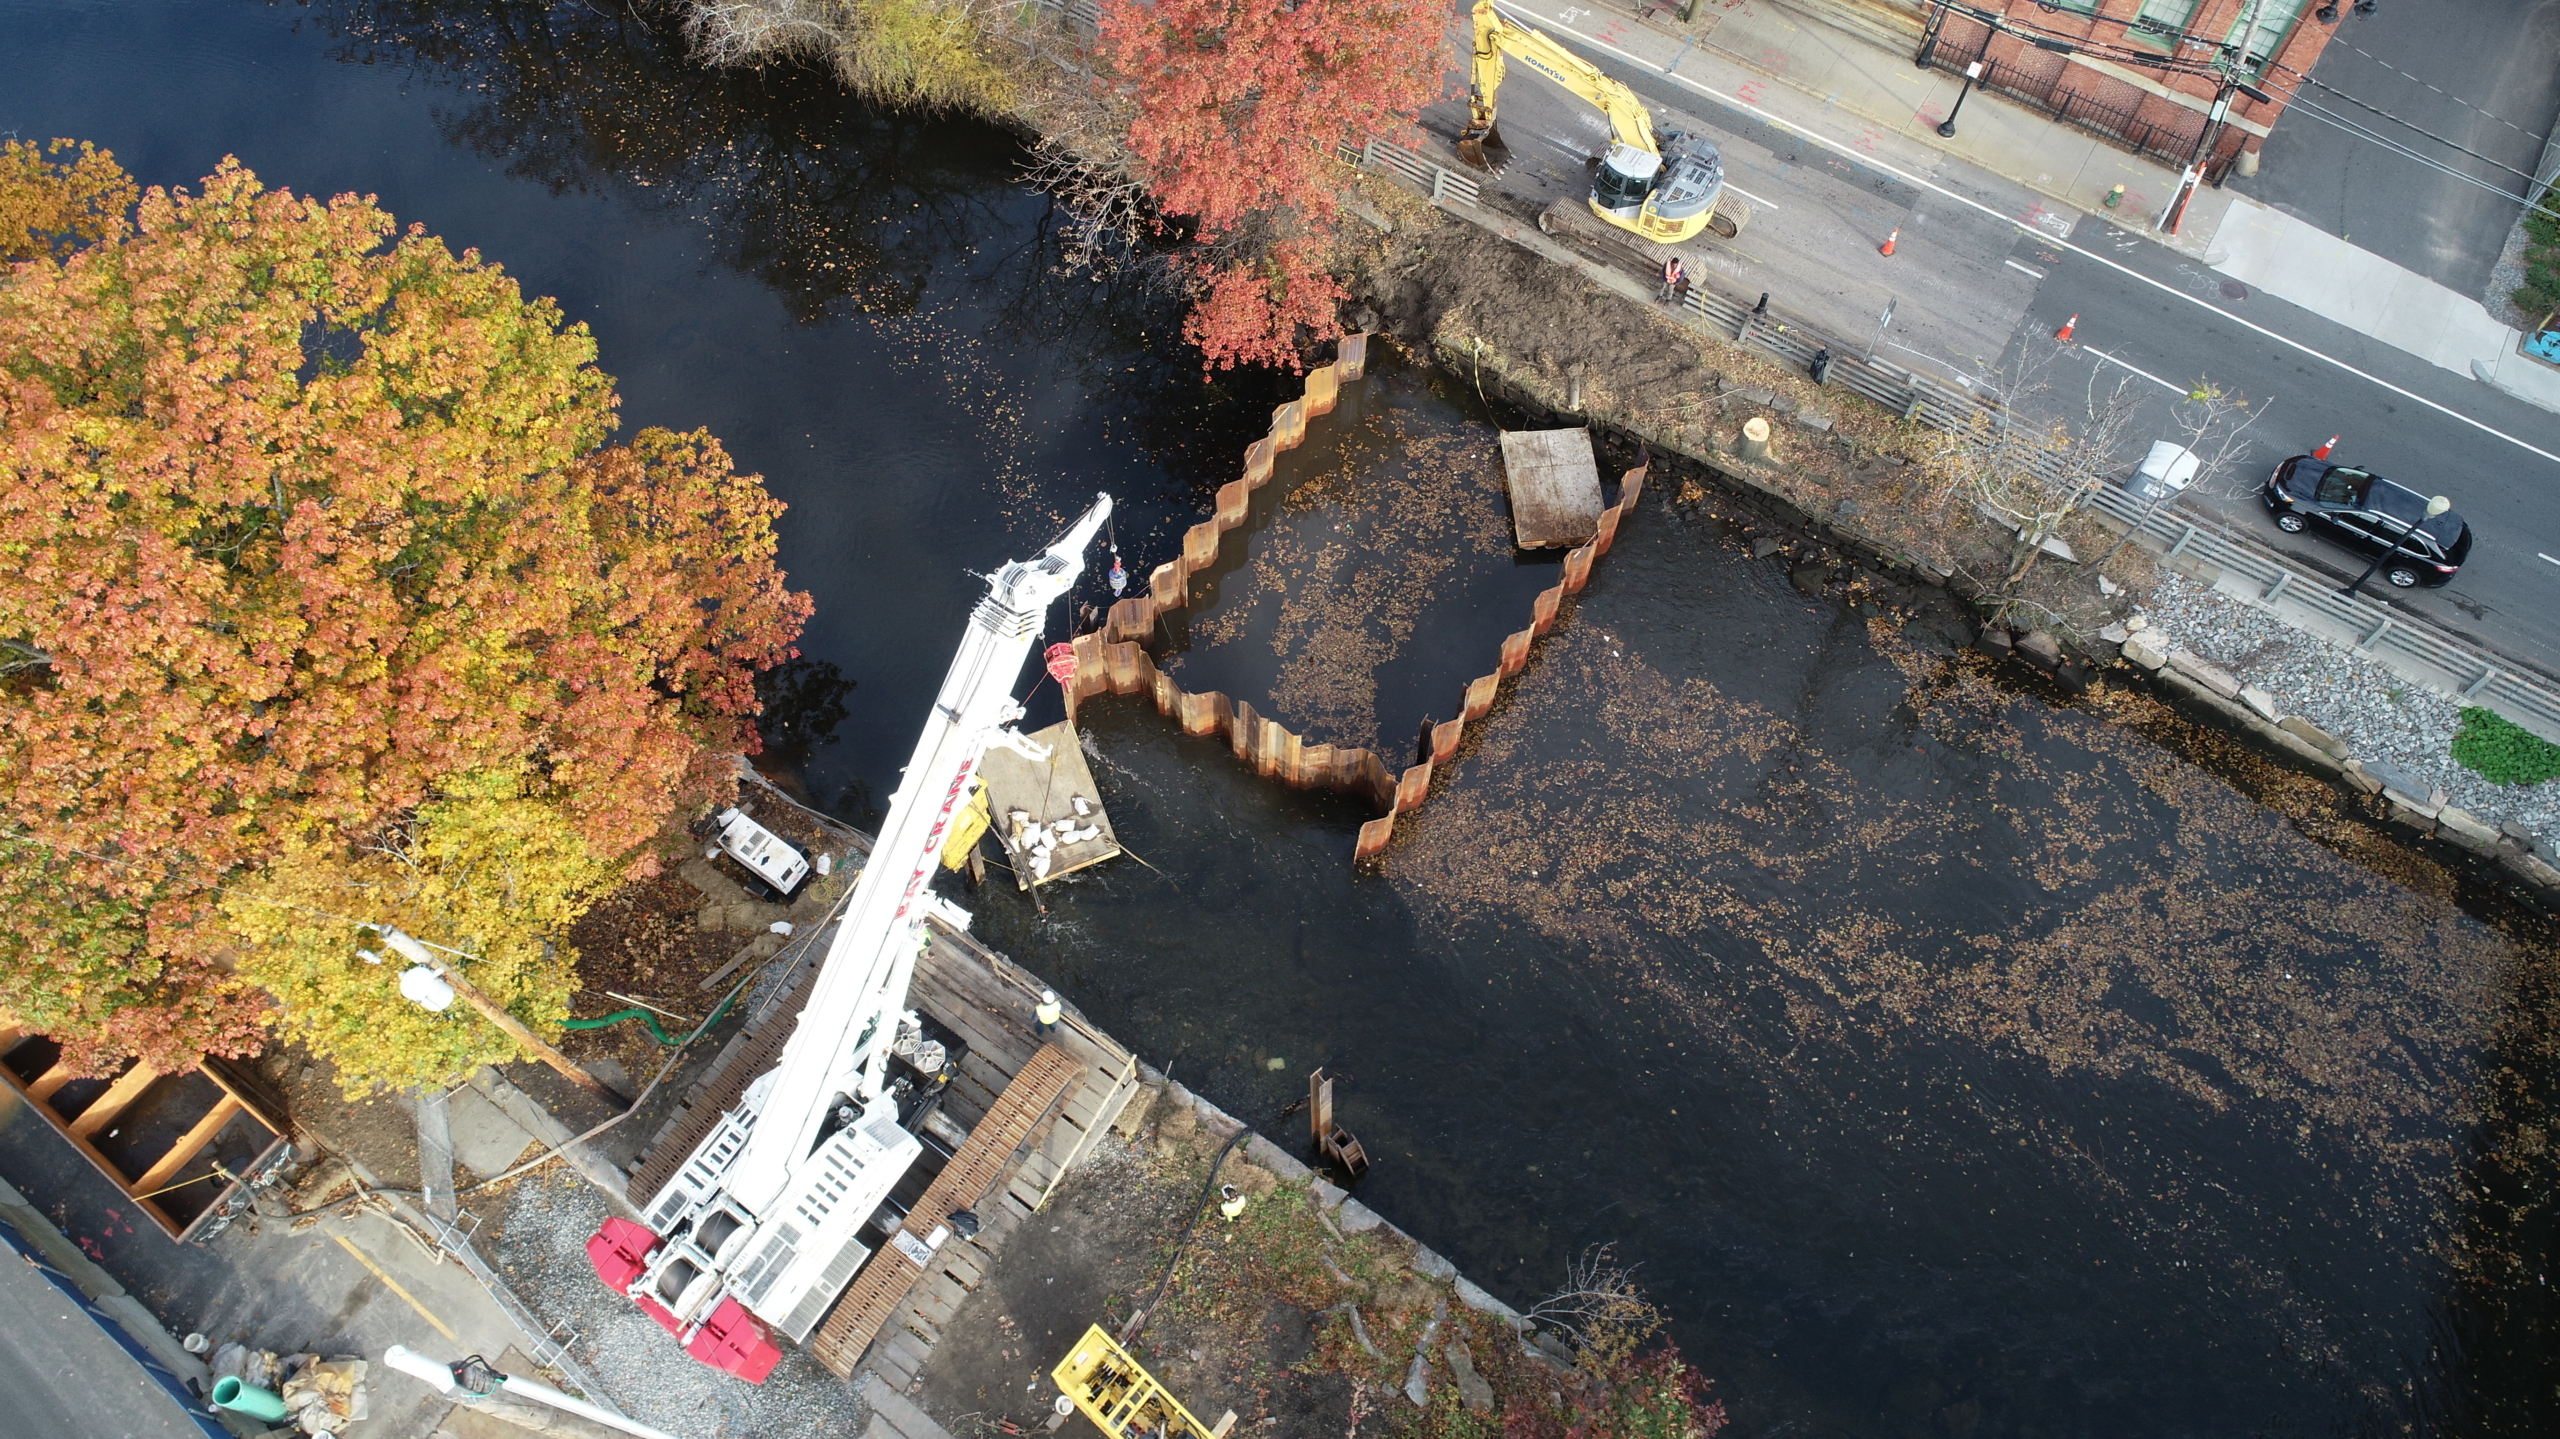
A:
[2162,0,2274,233]
[369,926,631,1106]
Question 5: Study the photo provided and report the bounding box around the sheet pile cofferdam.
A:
[1064,332,1648,862]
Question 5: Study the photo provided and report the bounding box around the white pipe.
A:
[384,1346,458,1394]
[384,1346,691,1439]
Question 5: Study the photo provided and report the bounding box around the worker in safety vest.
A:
[1035,989,1062,1036]
[1658,255,1687,306]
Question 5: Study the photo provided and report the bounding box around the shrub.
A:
[2451,706,2560,786]
[2514,185,2560,325]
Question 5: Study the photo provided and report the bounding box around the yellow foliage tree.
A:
[0,138,136,261]
[684,0,1016,115]
[222,769,616,1094]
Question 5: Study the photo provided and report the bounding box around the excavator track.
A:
[1537,198,1684,273]
[1705,196,1751,240]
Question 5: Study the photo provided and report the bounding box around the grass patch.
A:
[2451,706,2560,786]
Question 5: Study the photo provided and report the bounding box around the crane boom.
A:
[735,495,1112,1209]
[586,494,1114,1383]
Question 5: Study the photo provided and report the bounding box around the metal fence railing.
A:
[1338,138,1481,208]
[2076,486,2560,743]
[1920,24,2210,174]
[1343,128,2560,745]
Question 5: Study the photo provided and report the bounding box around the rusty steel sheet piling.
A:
[1349,465,1644,862]
[1066,333,1647,862]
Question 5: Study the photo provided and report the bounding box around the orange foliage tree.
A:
[0,148,809,1072]
[1098,0,1448,369]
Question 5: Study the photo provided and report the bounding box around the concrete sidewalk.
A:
[1495,0,2560,413]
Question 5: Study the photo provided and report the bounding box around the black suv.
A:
[2261,456,2471,588]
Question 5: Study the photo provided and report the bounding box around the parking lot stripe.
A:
[334,1232,458,1341]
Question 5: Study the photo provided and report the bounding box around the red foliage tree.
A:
[0,151,809,1071]
[1099,0,1449,369]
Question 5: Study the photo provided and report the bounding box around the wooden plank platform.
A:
[0,1028,288,1240]
[808,1043,1085,1376]
[1499,428,1603,548]
[978,720,1121,890]
[625,960,823,1205]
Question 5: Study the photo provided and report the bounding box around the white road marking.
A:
[1724,184,1777,210]
[1493,0,2560,470]
[2081,346,2184,394]
[2005,259,2046,279]
[2540,552,2560,567]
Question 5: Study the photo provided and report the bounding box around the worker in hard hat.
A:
[1035,989,1062,1036]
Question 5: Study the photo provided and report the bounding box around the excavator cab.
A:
[1594,142,1729,243]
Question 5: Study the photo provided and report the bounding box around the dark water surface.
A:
[5,5,2555,1438]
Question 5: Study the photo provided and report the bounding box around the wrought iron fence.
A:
[1921,31,2207,173]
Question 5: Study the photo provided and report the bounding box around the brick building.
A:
[1910,0,2342,172]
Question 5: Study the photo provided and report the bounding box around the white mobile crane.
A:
[585,494,1115,1381]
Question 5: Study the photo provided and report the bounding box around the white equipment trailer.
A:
[586,494,1114,1381]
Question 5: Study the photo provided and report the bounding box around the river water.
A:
[6,5,2554,1437]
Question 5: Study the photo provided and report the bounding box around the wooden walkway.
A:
[809,1042,1082,1375]
[623,907,1141,1387]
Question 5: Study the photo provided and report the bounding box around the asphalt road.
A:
[1436,19,2560,678]
[2229,0,2560,300]
[0,1213,210,1437]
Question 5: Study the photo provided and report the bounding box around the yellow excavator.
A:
[1458,0,1749,263]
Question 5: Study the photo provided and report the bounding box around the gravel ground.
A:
[2132,572,2560,840]
[482,1168,870,1439]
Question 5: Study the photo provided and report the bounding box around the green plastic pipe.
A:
[211,1376,290,1422]
[558,983,745,1047]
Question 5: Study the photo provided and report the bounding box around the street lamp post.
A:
[2338,495,2452,599]
[1937,61,1984,137]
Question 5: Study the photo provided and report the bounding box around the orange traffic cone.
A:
[2056,313,2078,342]
[1879,227,1899,257]
[2312,434,2338,459]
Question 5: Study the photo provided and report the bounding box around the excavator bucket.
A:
[1456,123,1507,170]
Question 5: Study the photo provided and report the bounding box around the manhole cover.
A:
[2220,279,2251,301]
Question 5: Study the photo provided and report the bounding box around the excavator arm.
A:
[1461,0,1657,161]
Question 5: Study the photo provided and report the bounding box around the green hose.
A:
[562,983,745,1047]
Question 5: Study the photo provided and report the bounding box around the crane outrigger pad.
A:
[1499,428,1605,548]
[979,719,1121,889]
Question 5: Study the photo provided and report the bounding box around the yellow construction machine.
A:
[1458,0,1748,262]
[1054,1325,1230,1439]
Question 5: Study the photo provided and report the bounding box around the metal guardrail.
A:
[2078,486,2560,744]
[1338,139,1480,207]
[1343,130,2560,744]
[1026,0,1102,27]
